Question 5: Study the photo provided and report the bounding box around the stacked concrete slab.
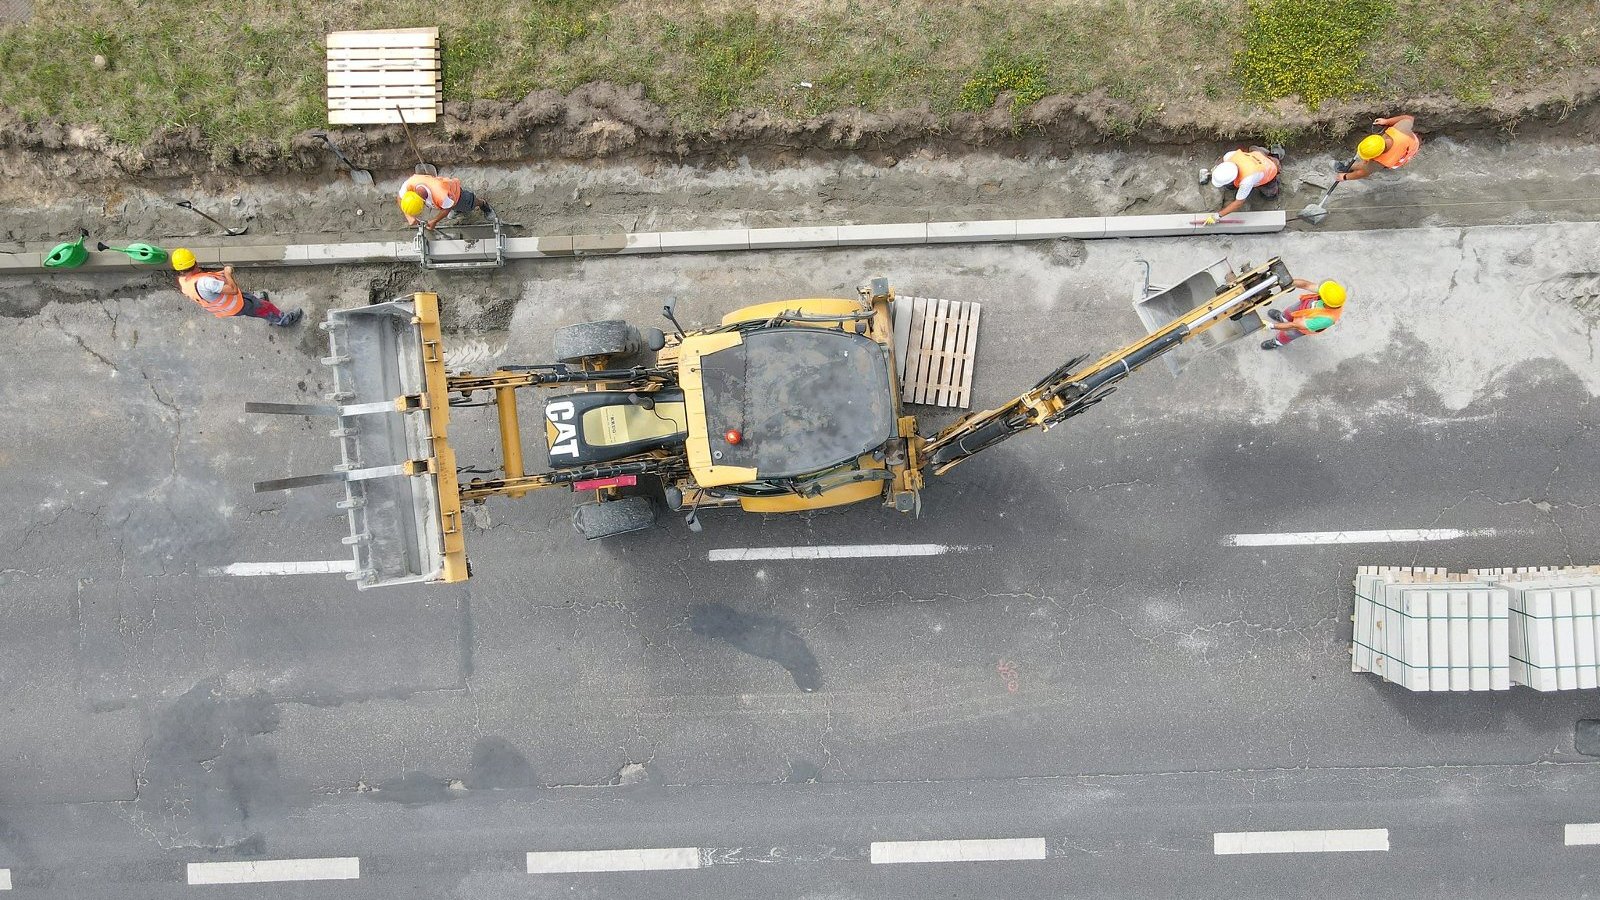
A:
[1352,567,1511,691]
[1353,565,1600,692]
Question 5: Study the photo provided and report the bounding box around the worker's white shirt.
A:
[397,186,454,210]
[1234,171,1265,201]
[194,275,228,302]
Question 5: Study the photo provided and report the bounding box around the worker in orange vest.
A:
[398,173,494,230]
[1202,145,1285,223]
[1337,115,1420,181]
[1261,278,1344,350]
[171,248,302,327]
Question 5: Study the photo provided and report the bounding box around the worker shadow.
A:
[688,601,821,693]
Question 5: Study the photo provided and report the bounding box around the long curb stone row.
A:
[0,211,1285,276]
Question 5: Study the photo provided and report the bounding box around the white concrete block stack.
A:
[1353,565,1600,692]
[1471,567,1600,691]
[1352,567,1510,691]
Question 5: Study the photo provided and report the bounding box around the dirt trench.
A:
[2,77,1599,189]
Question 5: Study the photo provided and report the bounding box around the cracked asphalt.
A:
[3,215,1600,898]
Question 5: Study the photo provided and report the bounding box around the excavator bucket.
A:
[1132,260,1267,376]
[254,293,467,589]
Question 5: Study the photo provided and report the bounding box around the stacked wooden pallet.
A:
[326,28,442,125]
[892,296,981,409]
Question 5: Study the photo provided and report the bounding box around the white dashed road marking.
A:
[186,857,360,884]
[1223,529,1492,547]
[525,848,703,874]
[869,838,1048,864]
[212,560,358,576]
[0,867,11,890]
[1213,829,1389,854]
[1565,823,1600,845]
[709,544,964,561]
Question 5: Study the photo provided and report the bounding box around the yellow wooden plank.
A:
[327,70,441,87]
[327,46,441,61]
[935,300,962,406]
[957,303,980,408]
[329,96,444,110]
[327,60,440,74]
[903,299,927,404]
[328,84,441,99]
[326,27,439,50]
[914,298,941,405]
[328,107,440,125]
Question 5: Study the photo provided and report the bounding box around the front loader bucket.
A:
[312,293,465,588]
[1132,261,1266,376]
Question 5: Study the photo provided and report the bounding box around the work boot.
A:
[1267,308,1287,323]
[1267,145,1286,160]
[1198,167,1212,185]
[258,290,271,301]
[275,308,304,327]
[1260,339,1280,350]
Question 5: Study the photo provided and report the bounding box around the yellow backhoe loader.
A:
[251,257,1296,588]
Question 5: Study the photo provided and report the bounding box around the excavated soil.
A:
[2,78,1599,189]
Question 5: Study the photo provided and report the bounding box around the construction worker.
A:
[1337,114,1420,182]
[398,173,493,230]
[171,248,302,327]
[1202,145,1284,224]
[1261,278,1344,350]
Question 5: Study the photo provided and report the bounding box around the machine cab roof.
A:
[679,326,896,487]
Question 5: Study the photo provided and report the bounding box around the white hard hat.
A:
[1210,161,1239,188]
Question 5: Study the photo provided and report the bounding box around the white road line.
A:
[1213,828,1389,855]
[709,544,963,562]
[1222,529,1492,547]
[525,848,703,874]
[186,857,360,884]
[1565,823,1600,845]
[0,868,10,890]
[212,560,358,576]
[869,838,1048,864]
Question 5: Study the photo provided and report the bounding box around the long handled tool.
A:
[396,106,438,176]
[175,200,248,236]
[309,130,374,185]
[1296,158,1358,226]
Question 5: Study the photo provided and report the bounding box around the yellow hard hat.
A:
[1357,134,1386,160]
[400,191,426,217]
[170,247,196,271]
[1318,280,1346,307]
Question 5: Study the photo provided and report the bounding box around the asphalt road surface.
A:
[3,220,1600,898]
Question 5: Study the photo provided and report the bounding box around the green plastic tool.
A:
[43,229,90,269]
[95,241,169,265]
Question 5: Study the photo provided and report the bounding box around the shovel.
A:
[96,240,169,265]
[1296,157,1360,225]
[396,105,437,176]
[309,130,374,185]
[175,200,248,236]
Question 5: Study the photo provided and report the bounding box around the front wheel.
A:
[572,496,656,540]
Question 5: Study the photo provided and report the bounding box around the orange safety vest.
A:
[1287,293,1343,334]
[176,269,244,318]
[399,173,462,212]
[1226,149,1280,187]
[1373,126,1420,169]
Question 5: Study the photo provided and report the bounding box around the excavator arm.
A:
[922,257,1295,474]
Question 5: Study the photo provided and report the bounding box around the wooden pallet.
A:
[894,296,981,409]
[326,28,442,125]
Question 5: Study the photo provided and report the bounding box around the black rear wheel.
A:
[572,496,656,540]
[553,320,642,365]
